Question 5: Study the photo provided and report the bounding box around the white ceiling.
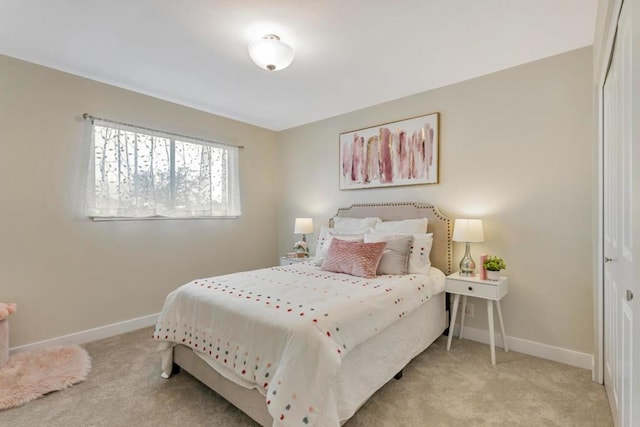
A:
[0,0,597,131]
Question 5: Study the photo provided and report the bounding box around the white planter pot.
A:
[486,270,501,281]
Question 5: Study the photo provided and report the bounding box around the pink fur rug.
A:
[0,345,91,410]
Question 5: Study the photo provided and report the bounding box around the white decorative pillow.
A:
[332,216,382,231]
[315,227,365,266]
[374,218,428,234]
[314,226,331,257]
[365,230,433,274]
[314,226,364,257]
[363,234,412,275]
[408,233,433,274]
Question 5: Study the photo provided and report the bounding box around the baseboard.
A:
[9,313,159,355]
[449,325,593,370]
[10,313,592,371]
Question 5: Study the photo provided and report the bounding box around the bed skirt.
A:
[163,291,447,426]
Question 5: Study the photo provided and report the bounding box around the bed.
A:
[154,202,452,427]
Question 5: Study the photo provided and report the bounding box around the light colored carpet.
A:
[0,345,91,410]
[1,327,612,426]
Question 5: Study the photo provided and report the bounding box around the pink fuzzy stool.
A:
[0,319,8,368]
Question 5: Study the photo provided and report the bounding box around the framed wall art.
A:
[339,112,439,190]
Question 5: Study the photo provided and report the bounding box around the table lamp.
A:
[452,219,484,276]
[294,218,314,256]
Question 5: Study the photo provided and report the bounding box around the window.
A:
[85,118,241,219]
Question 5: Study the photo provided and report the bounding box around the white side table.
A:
[279,256,311,266]
[445,271,509,366]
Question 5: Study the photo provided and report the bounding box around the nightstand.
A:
[445,271,509,366]
[279,256,311,266]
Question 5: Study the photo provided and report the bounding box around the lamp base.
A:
[459,242,476,277]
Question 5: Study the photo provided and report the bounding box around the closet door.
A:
[603,50,618,423]
[602,1,637,425]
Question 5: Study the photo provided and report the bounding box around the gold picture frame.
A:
[339,113,439,190]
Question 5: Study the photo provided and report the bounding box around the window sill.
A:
[90,215,240,222]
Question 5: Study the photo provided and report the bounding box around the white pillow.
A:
[315,227,365,265]
[314,226,365,257]
[374,218,428,234]
[408,233,433,274]
[365,230,433,274]
[314,226,331,257]
[332,216,382,231]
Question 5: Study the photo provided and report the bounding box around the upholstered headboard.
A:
[332,202,453,275]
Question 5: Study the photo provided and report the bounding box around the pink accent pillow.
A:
[320,239,386,279]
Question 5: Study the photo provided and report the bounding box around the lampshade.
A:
[452,219,484,242]
[248,34,294,71]
[294,218,314,235]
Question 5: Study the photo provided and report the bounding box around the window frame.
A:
[84,116,242,221]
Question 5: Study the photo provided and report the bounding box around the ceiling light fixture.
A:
[248,34,294,71]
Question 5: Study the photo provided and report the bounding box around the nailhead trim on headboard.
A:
[331,202,453,275]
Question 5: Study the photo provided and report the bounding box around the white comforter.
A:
[154,262,443,427]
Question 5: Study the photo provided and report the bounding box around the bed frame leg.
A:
[160,362,181,379]
[443,293,451,336]
[394,370,403,380]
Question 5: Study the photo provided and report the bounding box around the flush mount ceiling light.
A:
[248,34,294,71]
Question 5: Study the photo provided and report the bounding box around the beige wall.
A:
[277,48,594,354]
[1,47,595,355]
[0,54,280,347]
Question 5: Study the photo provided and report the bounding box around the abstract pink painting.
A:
[339,113,439,189]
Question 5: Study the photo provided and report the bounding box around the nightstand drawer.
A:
[446,279,506,300]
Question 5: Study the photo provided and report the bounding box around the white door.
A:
[602,1,638,426]
[603,52,618,423]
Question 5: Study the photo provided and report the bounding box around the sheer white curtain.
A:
[85,119,241,218]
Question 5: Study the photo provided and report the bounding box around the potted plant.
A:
[483,256,506,281]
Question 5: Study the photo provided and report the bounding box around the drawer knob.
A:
[468,286,473,291]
